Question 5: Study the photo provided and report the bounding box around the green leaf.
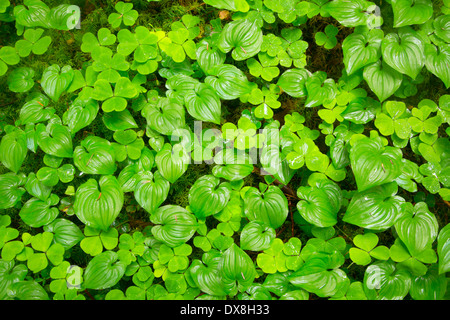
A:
[184,83,222,124]
[83,251,126,290]
[150,205,198,248]
[196,39,226,74]
[296,179,342,228]
[134,171,170,215]
[277,68,311,98]
[363,260,411,300]
[0,128,27,173]
[437,223,450,274]
[108,1,138,28]
[73,175,124,231]
[304,71,338,108]
[0,173,26,209]
[325,0,377,27]
[217,19,263,61]
[424,43,450,89]
[36,123,73,158]
[240,220,275,251]
[343,182,405,231]
[342,29,384,75]
[19,195,59,228]
[391,0,433,28]
[188,175,231,220]
[394,202,438,257]
[73,136,117,175]
[63,97,99,135]
[7,67,34,93]
[409,265,447,300]
[381,27,425,79]
[220,243,257,295]
[43,218,84,250]
[363,60,403,102]
[143,97,185,136]
[205,64,255,100]
[40,64,74,102]
[349,136,402,192]
[243,185,288,229]
[155,143,189,184]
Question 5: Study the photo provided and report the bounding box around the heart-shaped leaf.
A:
[363,260,412,300]
[343,182,405,231]
[424,43,450,89]
[381,27,425,79]
[150,205,198,248]
[350,136,403,192]
[73,175,124,231]
[155,143,189,183]
[205,64,255,100]
[196,39,226,74]
[143,97,185,136]
[63,97,99,135]
[437,223,450,274]
[83,251,126,290]
[0,127,27,173]
[363,60,403,102]
[240,220,275,251]
[19,194,59,228]
[73,136,117,175]
[391,0,433,28]
[243,185,288,229]
[217,18,263,61]
[394,202,439,256]
[277,68,311,98]
[40,64,74,102]
[296,178,343,228]
[134,171,170,215]
[184,83,222,124]
[7,67,35,93]
[188,175,232,220]
[342,28,384,76]
[35,123,73,158]
[0,173,26,209]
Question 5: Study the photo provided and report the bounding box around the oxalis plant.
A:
[0,0,449,301]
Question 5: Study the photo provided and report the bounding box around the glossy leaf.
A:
[343,182,405,231]
[73,136,117,175]
[437,223,450,274]
[155,143,189,183]
[243,185,288,229]
[363,60,403,102]
[73,175,124,231]
[83,251,126,290]
[134,171,170,215]
[0,127,27,173]
[391,0,433,28]
[150,205,198,248]
[40,64,74,102]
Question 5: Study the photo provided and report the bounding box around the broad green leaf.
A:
[381,27,425,79]
[134,171,170,215]
[240,220,275,251]
[394,202,438,257]
[35,123,73,158]
[363,260,412,300]
[0,127,27,173]
[19,194,59,228]
[434,15,450,43]
[102,110,138,131]
[43,218,84,250]
[40,64,74,102]
[205,64,255,100]
[13,0,50,28]
[349,136,402,192]
[343,182,405,231]
[304,71,338,108]
[73,175,124,231]
[437,223,450,274]
[83,251,126,290]
[325,0,376,27]
[0,173,26,209]
[73,136,117,175]
[155,143,189,183]
[289,256,349,298]
[151,205,198,248]
[63,97,99,135]
[217,19,263,61]
[184,83,222,124]
[296,179,342,227]
[424,43,450,89]
[47,4,81,30]
[409,265,447,300]
[363,60,403,102]
[6,280,49,300]
[143,97,185,136]
[7,67,34,93]
[391,0,433,28]
[196,39,226,74]
[277,68,311,98]
[189,175,231,220]
[204,0,249,12]
[220,243,257,296]
[244,185,288,229]
[342,29,383,75]
[0,261,28,300]
[18,93,54,125]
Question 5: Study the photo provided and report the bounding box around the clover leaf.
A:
[80,226,118,256]
[349,233,389,266]
[108,1,138,28]
[315,25,338,49]
[15,28,51,57]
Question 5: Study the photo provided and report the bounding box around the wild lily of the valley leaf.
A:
[155,143,189,183]
[35,123,73,159]
[391,0,433,28]
[217,18,263,61]
[73,175,124,231]
[0,127,28,173]
[277,68,311,98]
[205,64,256,100]
[243,185,288,229]
[40,64,74,102]
[73,136,117,175]
[349,135,403,192]
[188,175,232,220]
[437,223,450,274]
[142,97,185,136]
[83,251,126,290]
[0,173,27,209]
[363,60,403,102]
[343,182,406,231]
[134,171,170,215]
